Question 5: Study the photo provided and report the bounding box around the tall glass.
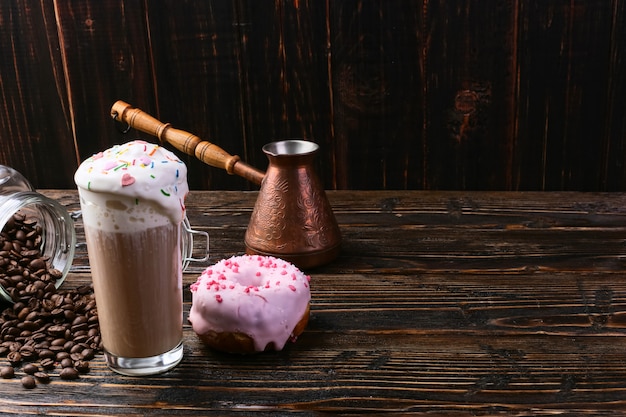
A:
[74,140,189,376]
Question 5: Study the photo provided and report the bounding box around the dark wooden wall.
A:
[1,1,625,191]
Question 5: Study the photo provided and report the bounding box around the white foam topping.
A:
[74,140,188,230]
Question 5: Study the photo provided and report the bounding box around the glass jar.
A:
[0,165,76,303]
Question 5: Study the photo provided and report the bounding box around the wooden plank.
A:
[238,0,336,187]
[423,0,518,190]
[0,1,76,188]
[3,2,626,192]
[513,0,617,191]
[51,0,159,168]
[1,190,626,414]
[145,0,253,190]
[601,0,626,190]
[329,0,425,189]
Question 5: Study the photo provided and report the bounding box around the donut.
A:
[188,255,311,353]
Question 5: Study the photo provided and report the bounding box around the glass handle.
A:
[182,218,210,271]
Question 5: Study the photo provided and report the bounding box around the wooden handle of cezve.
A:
[110,100,265,186]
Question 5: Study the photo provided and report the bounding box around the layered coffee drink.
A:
[74,140,189,375]
[83,219,182,358]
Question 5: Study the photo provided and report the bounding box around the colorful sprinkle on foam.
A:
[121,173,135,187]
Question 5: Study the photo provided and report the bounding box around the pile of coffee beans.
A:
[0,212,102,389]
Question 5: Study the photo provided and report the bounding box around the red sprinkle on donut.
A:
[215,294,223,303]
[288,285,297,292]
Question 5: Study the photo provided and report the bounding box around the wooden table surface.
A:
[2,190,626,416]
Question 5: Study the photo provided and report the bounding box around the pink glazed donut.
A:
[188,255,311,353]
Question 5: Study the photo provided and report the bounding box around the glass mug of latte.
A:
[74,141,207,376]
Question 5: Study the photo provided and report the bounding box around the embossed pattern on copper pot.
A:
[244,140,341,269]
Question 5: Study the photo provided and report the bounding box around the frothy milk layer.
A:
[74,140,188,231]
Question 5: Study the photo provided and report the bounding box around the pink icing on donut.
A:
[188,255,311,352]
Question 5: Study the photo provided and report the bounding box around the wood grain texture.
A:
[2,190,626,414]
[1,1,626,191]
[0,1,76,188]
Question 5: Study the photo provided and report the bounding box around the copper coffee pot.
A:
[110,101,341,268]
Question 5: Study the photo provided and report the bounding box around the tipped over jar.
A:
[0,165,76,304]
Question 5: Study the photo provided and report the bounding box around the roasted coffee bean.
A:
[91,336,101,349]
[50,338,66,347]
[21,375,36,389]
[39,358,55,370]
[4,341,21,352]
[31,331,50,347]
[7,351,21,365]
[17,307,30,321]
[60,358,74,368]
[34,371,50,383]
[19,345,36,360]
[64,310,76,322]
[23,363,38,375]
[22,320,39,331]
[19,329,33,338]
[38,349,54,360]
[71,316,88,326]
[5,327,20,337]
[0,366,14,379]
[71,323,89,333]
[29,258,46,271]
[74,360,90,373]
[59,367,79,380]
[70,344,83,354]
[81,348,95,361]
[46,325,66,337]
